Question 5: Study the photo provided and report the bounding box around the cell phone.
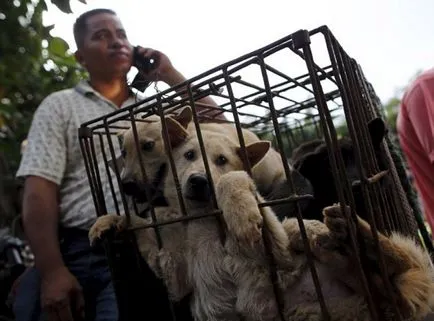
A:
[133,46,156,73]
[131,46,158,92]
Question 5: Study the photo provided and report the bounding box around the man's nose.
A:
[111,39,122,49]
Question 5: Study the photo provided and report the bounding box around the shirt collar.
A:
[74,80,97,97]
[74,80,147,107]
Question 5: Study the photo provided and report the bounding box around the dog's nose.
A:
[186,174,211,201]
[188,174,209,189]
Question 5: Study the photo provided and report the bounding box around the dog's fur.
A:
[118,110,192,204]
[217,170,434,320]
[90,112,434,321]
[186,115,314,221]
[291,118,390,222]
[116,106,313,221]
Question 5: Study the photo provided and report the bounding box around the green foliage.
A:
[383,97,401,134]
[50,0,87,14]
[0,0,86,223]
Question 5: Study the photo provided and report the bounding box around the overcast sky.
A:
[44,0,434,104]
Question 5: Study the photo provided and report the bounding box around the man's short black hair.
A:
[73,8,117,48]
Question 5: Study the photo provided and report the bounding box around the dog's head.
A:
[292,117,389,219]
[117,107,192,203]
[164,117,270,210]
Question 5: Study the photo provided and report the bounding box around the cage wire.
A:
[79,26,434,321]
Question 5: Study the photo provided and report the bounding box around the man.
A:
[397,68,434,233]
[13,8,222,321]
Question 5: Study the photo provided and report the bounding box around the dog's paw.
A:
[283,218,328,253]
[230,203,264,246]
[322,203,351,241]
[89,214,127,246]
[216,171,263,245]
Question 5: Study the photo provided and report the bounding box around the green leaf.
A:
[50,0,72,14]
[37,0,49,11]
[48,36,70,57]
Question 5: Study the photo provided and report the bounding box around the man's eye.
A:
[118,31,127,39]
[142,141,155,151]
[93,33,107,40]
[215,155,227,166]
[184,150,195,160]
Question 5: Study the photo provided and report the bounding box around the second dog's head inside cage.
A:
[80,27,434,321]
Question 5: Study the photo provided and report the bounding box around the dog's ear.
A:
[293,151,324,183]
[165,116,189,148]
[238,141,270,169]
[171,106,192,129]
[117,128,128,139]
[107,155,125,174]
[368,117,388,149]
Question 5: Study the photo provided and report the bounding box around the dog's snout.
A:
[188,174,209,189]
[186,174,211,202]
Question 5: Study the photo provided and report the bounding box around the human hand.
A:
[41,266,85,321]
[133,46,182,85]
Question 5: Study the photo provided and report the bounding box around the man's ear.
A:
[237,141,270,169]
[171,106,192,129]
[368,117,388,149]
[164,116,189,148]
[74,50,85,67]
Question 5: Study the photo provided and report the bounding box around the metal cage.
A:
[79,26,433,321]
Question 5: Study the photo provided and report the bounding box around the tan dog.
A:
[91,112,194,302]
[90,110,434,320]
[217,169,434,320]
[187,114,314,221]
[118,110,192,203]
[190,121,285,197]
[114,105,311,220]
[90,113,274,319]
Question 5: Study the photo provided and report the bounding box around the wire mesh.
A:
[79,26,433,321]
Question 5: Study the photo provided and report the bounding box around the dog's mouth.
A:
[184,173,212,203]
[122,164,168,206]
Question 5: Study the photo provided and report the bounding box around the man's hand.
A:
[133,46,225,121]
[134,46,181,85]
[41,266,85,321]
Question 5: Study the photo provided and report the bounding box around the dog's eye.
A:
[142,141,155,151]
[215,155,227,166]
[121,149,127,158]
[184,150,195,160]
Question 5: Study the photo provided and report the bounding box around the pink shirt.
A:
[397,68,434,230]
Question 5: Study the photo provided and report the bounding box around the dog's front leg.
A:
[216,170,291,321]
[89,212,190,302]
[89,213,161,267]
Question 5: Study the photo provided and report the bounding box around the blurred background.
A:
[0,0,433,228]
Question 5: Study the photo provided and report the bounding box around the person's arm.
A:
[22,176,64,276]
[16,94,84,321]
[134,46,226,121]
[404,78,434,164]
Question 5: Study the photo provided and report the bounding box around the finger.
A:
[138,48,160,64]
[136,46,153,57]
[44,305,60,321]
[72,289,86,321]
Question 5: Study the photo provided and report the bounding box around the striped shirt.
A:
[16,80,145,230]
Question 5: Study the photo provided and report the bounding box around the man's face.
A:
[75,13,133,79]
